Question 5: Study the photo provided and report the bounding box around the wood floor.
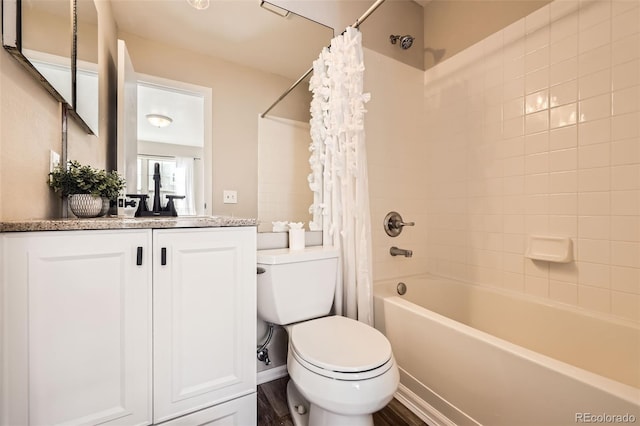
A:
[257,376,427,426]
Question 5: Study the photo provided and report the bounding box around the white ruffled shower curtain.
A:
[175,156,196,216]
[308,27,374,326]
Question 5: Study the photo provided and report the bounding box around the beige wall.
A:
[423,0,551,69]
[118,31,312,219]
[0,50,62,220]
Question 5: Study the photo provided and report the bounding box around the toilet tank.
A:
[257,246,339,325]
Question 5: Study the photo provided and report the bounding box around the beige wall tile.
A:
[611,216,640,241]
[613,59,640,92]
[578,143,611,168]
[422,0,637,322]
[578,284,611,313]
[611,265,640,293]
[579,0,612,31]
[550,280,579,304]
[579,20,611,53]
[578,45,611,77]
[579,216,611,240]
[549,124,577,150]
[612,36,640,67]
[612,291,640,321]
[612,5,640,40]
[578,261,611,288]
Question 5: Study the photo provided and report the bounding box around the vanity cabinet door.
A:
[1,230,153,426]
[152,227,257,424]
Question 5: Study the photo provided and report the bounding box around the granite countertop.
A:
[0,216,257,232]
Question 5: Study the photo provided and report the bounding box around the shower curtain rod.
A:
[260,0,386,118]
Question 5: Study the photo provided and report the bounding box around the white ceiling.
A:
[137,82,205,147]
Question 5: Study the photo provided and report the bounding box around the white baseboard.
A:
[257,365,288,385]
[394,384,457,426]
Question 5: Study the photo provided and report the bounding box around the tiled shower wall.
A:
[423,0,639,322]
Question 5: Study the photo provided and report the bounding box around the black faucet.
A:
[152,162,162,214]
[128,162,185,217]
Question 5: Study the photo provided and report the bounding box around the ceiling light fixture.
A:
[186,0,209,10]
[146,114,173,128]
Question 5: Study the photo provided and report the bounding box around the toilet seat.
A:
[288,315,393,381]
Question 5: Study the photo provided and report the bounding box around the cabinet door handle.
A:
[161,247,167,265]
[136,247,143,266]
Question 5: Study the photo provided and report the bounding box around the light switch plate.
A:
[223,190,237,204]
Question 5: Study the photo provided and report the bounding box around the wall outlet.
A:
[49,150,60,173]
[223,190,238,204]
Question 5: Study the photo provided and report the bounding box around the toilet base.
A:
[287,380,374,426]
[287,380,310,426]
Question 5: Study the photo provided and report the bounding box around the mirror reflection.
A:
[21,0,73,105]
[257,116,314,232]
[112,1,333,227]
[2,0,98,134]
[75,0,99,134]
[136,77,209,217]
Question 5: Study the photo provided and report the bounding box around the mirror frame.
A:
[2,0,94,134]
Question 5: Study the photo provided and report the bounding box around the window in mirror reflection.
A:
[137,156,197,216]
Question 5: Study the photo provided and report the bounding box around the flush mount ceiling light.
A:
[146,114,173,128]
[186,0,209,10]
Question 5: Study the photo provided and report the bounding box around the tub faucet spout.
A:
[390,246,413,257]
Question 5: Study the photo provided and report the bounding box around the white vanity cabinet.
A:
[1,226,257,426]
[1,230,153,426]
[152,227,257,423]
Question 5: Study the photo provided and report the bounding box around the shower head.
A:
[390,34,414,50]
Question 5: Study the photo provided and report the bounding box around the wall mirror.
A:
[2,0,97,134]
[112,1,333,228]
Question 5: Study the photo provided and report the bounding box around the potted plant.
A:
[49,160,126,217]
[96,168,127,216]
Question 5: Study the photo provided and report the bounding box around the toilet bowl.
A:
[286,315,399,425]
[257,247,400,426]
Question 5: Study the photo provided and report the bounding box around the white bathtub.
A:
[373,274,640,426]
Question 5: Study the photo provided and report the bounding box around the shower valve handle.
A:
[392,219,415,228]
[384,211,415,237]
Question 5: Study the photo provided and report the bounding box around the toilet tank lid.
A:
[257,246,339,265]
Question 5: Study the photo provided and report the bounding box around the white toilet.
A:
[257,246,399,426]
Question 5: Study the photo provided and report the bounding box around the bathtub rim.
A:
[374,272,640,331]
[373,274,640,408]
